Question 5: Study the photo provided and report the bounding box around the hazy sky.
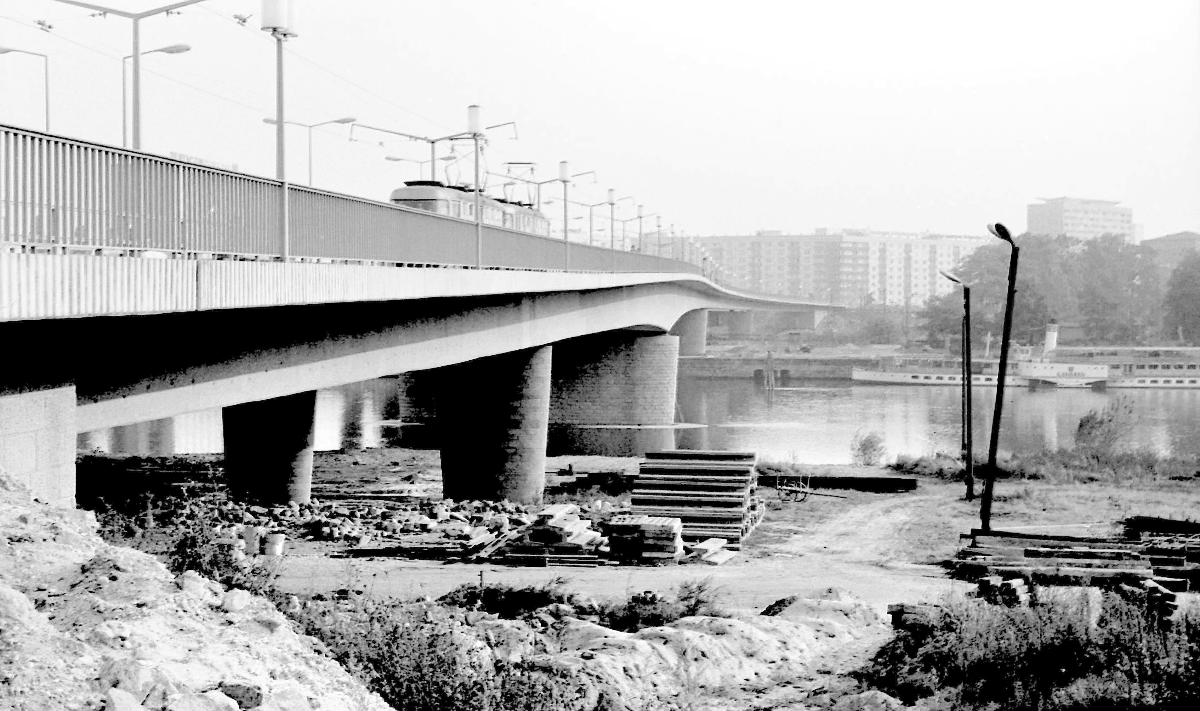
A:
[2,0,1197,239]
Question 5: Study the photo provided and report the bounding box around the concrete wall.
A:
[0,386,76,506]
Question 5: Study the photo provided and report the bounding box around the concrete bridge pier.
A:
[222,391,317,505]
[550,332,680,455]
[431,345,552,505]
[671,309,709,356]
[0,385,76,507]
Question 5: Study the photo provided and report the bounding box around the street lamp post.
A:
[262,116,355,186]
[260,0,296,260]
[559,161,570,268]
[123,44,190,147]
[468,105,483,267]
[353,124,473,182]
[981,222,1019,532]
[0,47,50,131]
[941,270,975,501]
[57,0,207,150]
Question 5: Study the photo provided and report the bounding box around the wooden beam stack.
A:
[631,450,762,548]
[954,528,1189,590]
[605,515,684,564]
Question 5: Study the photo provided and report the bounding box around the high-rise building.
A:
[696,230,987,307]
[1026,197,1135,241]
[1142,231,1200,282]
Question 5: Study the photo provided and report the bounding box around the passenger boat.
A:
[851,324,1109,388]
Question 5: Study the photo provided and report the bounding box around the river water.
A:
[82,377,1200,464]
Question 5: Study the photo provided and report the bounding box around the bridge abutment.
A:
[671,309,709,356]
[433,345,552,504]
[222,391,317,505]
[0,386,76,507]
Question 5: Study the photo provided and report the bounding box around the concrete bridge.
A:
[0,124,835,507]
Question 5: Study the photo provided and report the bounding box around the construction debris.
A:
[493,504,608,567]
[631,450,765,549]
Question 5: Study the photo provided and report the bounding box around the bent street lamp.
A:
[940,270,975,502]
[981,222,1019,532]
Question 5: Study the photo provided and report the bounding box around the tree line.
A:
[919,232,1199,347]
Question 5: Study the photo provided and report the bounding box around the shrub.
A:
[858,592,1200,711]
[166,512,280,595]
[438,578,579,619]
[851,431,887,466]
[597,579,726,632]
[1076,397,1136,461]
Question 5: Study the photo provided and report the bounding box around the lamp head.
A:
[262,118,278,125]
[988,222,1013,243]
[260,0,294,34]
[467,104,481,134]
[607,188,615,204]
[158,44,191,54]
[558,160,569,182]
[939,270,962,285]
[332,117,356,124]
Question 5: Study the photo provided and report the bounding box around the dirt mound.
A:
[434,591,892,709]
[0,472,390,711]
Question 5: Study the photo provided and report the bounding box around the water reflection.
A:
[78,375,1200,464]
[679,379,1200,463]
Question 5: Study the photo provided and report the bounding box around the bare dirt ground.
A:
[278,447,1200,615]
[278,449,966,613]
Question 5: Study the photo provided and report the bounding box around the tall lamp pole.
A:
[941,270,975,501]
[981,222,1019,531]
[123,44,191,147]
[559,161,571,268]
[0,47,50,131]
[468,104,483,267]
[260,0,296,260]
[57,0,207,150]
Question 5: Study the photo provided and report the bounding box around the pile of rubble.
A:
[0,471,391,711]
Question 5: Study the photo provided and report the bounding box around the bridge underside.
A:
[1,279,824,506]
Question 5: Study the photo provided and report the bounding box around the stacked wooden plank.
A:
[953,528,1190,590]
[1121,516,1200,588]
[973,575,1033,606]
[686,537,737,565]
[631,451,761,548]
[1118,579,1180,620]
[605,515,684,564]
[494,504,607,567]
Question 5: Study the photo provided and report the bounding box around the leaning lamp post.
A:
[941,270,975,502]
[980,222,1019,532]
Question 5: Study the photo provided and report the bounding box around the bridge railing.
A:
[0,124,701,276]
